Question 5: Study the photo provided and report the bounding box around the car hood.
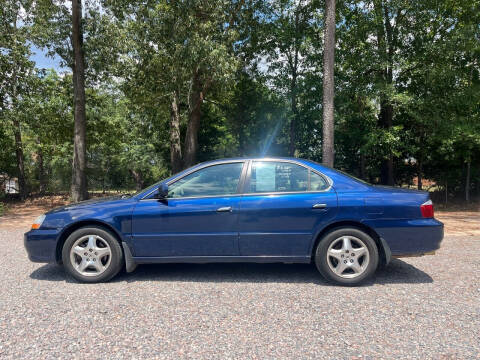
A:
[46,195,131,214]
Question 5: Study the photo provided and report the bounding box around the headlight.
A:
[31,214,46,230]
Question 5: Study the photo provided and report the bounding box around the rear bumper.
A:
[24,229,60,263]
[363,218,444,256]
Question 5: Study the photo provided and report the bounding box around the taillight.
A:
[420,200,434,218]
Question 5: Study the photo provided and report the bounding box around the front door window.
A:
[168,162,244,198]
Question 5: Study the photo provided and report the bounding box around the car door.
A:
[238,160,338,257]
[131,161,246,257]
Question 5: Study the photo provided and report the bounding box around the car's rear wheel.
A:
[62,226,123,283]
[314,228,378,286]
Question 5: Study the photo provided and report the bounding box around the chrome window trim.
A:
[140,158,333,201]
[238,189,334,197]
[139,190,334,202]
[139,194,244,201]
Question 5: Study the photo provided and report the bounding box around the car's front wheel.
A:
[314,228,378,286]
[62,226,123,283]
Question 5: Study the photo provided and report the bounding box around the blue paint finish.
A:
[24,196,136,262]
[24,229,60,262]
[369,185,429,217]
[362,218,444,255]
[131,197,242,256]
[24,157,444,266]
[42,196,136,240]
[364,196,384,216]
[238,191,338,256]
[336,192,367,220]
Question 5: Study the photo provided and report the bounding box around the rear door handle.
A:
[216,206,232,212]
[312,203,327,209]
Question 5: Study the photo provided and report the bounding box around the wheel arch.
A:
[55,220,125,263]
[311,220,389,266]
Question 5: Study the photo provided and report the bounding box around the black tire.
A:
[314,227,379,286]
[62,226,124,283]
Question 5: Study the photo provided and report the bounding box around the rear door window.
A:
[249,161,308,193]
[248,161,329,193]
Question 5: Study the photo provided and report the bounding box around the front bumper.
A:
[24,229,61,263]
[363,218,444,256]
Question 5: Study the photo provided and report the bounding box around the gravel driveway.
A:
[0,227,479,359]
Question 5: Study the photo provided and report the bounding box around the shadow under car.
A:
[29,258,433,285]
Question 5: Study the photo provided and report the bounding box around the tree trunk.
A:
[289,9,300,157]
[417,156,422,191]
[71,0,88,202]
[170,90,182,173]
[289,73,298,157]
[184,102,202,168]
[322,0,336,167]
[184,71,205,168]
[380,157,394,186]
[130,170,144,191]
[465,160,471,202]
[12,117,27,199]
[374,1,395,186]
[379,100,394,185]
[360,153,366,180]
[37,139,47,194]
[11,15,27,199]
[445,180,448,205]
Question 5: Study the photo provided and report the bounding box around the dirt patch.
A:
[0,195,71,229]
[435,211,480,237]
[1,196,479,236]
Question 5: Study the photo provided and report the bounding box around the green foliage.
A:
[0,0,478,201]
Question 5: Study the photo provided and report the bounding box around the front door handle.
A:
[312,203,327,209]
[216,206,232,212]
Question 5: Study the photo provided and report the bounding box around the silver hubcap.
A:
[70,235,112,277]
[326,236,370,279]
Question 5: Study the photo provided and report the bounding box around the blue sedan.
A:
[24,158,443,285]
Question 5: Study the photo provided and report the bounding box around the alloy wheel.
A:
[69,235,112,277]
[326,236,370,279]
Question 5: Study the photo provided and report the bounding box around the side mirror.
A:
[155,183,169,199]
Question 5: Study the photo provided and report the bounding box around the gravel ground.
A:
[0,227,479,359]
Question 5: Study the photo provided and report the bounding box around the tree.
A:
[0,0,477,204]
[223,71,288,157]
[107,0,246,171]
[0,0,38,199]
[322,0,335,167]
[32,0,118,199]
[258,0,321,157]
[169,90,182,173]
[25,71,73,193]
[71,0,88,201]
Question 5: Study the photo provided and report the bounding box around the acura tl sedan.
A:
[25,158,443,285]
